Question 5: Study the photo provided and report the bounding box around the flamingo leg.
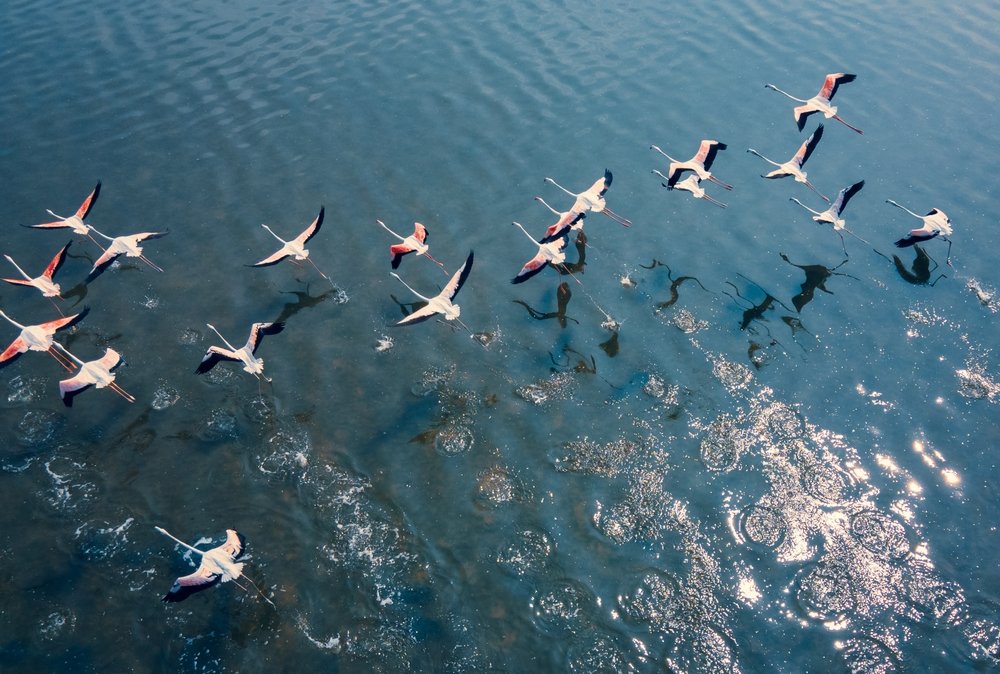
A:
[422,252,450,276]
[139,255,164,272]
[804,181,830,203]
[48,297,66,317]
[602,208,632,227]
[307,257,336,287]
[833,115,864,135]
[47,346,76,372]
[708,175,734,191]
[944,238,953,267]
[240,572,277,608]
[108,381,136,403]
[703,194,728,209]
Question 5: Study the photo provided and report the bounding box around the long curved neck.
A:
[534,197,559,216]
[155,527,206,555]
[886,200,920,218]
[512,221,539,245]
[652,170,670,182]
[376,219,404,241]
[261,224,287,244]
[650,145,678,163]
[391,273,430,302]
[0,309,25,329]
[87,226,114,242]
[51,342,84,366]
[3,256,31,280]
[544,177,575,198]
[766,84,806,102]
[747,149,777,166]
[789,198,820,216]
[207,324,238,351]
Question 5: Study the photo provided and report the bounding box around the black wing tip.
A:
[839,73,858,82]
[716,142,728,150]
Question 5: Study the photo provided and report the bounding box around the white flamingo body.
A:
[765,73,863,134]
[28,182,101,236]
[747,124,828,201]
[89,227,167,274]
[196,322,285,380]
[650,140,732,190]
[57,345,134,405]
[392,251,474,326]
[3,241,72,298]
[544,170,631,226]
[0,308,88,371]
[653,172,728,208]
[511,221,568,283]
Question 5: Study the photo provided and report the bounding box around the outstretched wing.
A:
[97,347,122,371]
[163,564,220,603]
[0,337,29,369]
[89,247,122,276]
[832,180,865,215]
[76,182,102,219]
[793,106,819,132]
[394,303,438,326]
[251,247,292,267]
[245,321,284,354]
[796,124,824,166]
[59,375,93,407]
[389,243,416,269]
[195,346,239,374]
[411,222,428,244]
[39,307,90,334]
[540,212,583,243]
[511,252,551,284]
[1,277,35,287]
[895,230,940,248]
[217,529,246,560]
[294,207,324,246]
[43,241,72,280]
[696,140,727,169]
[128,231,169,245]
[818,73,856,101]
[441,250,474,301]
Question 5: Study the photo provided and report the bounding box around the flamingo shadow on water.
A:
[639,260,711,311]
[512,281,578,328]
[273,285,342,324]
[780,253,859,313]
[155,527,274,606]
[892,245,946,286]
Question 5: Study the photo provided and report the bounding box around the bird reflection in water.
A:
[553,231,587,276]
[274,285,341,324]
[640,259,710,310]
[724,277,794,332]
[512,282,577,328]
[892,245,946,286]
[779,252,858,312]
[550,345,596,374]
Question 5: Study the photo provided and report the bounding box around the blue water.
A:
[2,0,999,671]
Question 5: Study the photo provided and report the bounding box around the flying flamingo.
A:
[652,172,728,208]
[195,321,285,382]
[155,526,274,605]
[390,250,474,327]
[544,170,632,227]
[24,182,105,248]
[650,140,733,190]
[54,344,134,406]
[886,199,954,266]
[747,124,829,201]
[790,180,868,253]
[88,227,168,276]
[3,241,73,313]
[510,221,569,284]
[375,219,447,274]
[251,206,332,284]
[765,73,863,134]
[533,196,586,241]
[0,308,88,372]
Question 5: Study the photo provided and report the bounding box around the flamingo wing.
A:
[129,231,169,245]
[195,346,240,374]
[441,250,474,300]
[75,182,102,219]
[59,373,94,407]
[540,212,582,244]
[696,140,727,168]
[590,169,613,197]
[251,247,292,267]
[511,251,550,284]
[89,247,122,276]
[394,303,438,326]
[97,347,122,371]
[218,529,246,560]
[1,277,35,287]
[833,180,865,215]
[895,229,940,248]
[245,321,284,354]
[818,73,856,101]
[0,337,29,368]
[412,222,428,244]
[26,220,72,230]
[389,243,416,269]
[43,241,72,280]
[163,564,220,602]
[793,106,819,132]
[39,307,90,334]
[796,124,824,166]
[294,206,324,246]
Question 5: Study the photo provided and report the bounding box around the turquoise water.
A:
[2,0,999,671]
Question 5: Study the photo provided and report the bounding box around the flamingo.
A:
[54,344,134,406]
[652,172,727,208]
[390,250,474,327]
[747,124,829,201]
[765,73,863,134]
[534,196,586,241]
[88,227,167,276]
[251,206,332,284]
[790,180,868,252]
[3,241,73,304]
[155,526,274,606]
[650,140,733,190]
[0,307,88,372]
[195,322,285,382]
[510,221,569,283]
[25,182,104,248]
[544,170,632,227]
[886,199,954,266]
[375,219,447,274]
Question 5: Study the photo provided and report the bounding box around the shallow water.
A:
[1,0,999,671]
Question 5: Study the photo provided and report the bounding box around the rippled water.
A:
[2,0,999,671]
